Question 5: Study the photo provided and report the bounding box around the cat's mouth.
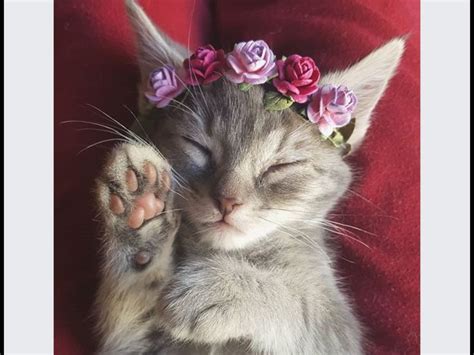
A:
[205,218,243,234]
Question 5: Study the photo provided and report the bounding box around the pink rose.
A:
[307,84,358,137]
[225,40,277,85]
[183,45,226,85]
[145,65,185,108]
[272,55,320,103]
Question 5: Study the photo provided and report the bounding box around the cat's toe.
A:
[143,162,157,185]
[126,169,139,192]
[127,205,145,229]
[109,194,125,215]
[116,165,171,229]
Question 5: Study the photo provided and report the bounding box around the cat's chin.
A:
[198,222,270,251]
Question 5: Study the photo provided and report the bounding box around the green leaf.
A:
[238,83,253,91]
[264,91,294,111]
[323,118,357,152]
[325,129,352,156]
[327,129,345,147]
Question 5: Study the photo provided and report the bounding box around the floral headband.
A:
[146,40,357,150]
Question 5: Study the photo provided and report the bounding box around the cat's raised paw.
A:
[111,164,170,229]
[97,143,173,230]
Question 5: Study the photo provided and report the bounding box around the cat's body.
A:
[94,1,405,354]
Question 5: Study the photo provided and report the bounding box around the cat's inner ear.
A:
[319,37,406,152]
[125,0,190,113]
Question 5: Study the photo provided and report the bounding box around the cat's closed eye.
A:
[261,160,307,180]
[180,136,211,168]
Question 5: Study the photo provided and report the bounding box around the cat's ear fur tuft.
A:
[125,0,189,114]
[320,37,406,152]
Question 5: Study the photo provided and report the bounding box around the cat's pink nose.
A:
[217,197,241,216]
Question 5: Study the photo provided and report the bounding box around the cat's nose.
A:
[217,197,242,216]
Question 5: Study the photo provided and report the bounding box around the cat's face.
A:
[125,0,404,250]
[151,80,351,249]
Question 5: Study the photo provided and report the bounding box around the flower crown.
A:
[146,40,358,150]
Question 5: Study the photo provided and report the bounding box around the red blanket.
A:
[54,1,419,353]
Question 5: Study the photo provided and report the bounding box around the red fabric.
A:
[55,1,419,354]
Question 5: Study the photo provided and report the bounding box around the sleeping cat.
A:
[94,1,405,354]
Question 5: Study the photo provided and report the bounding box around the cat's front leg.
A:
[94,142,181,354]
[159,255,308,354]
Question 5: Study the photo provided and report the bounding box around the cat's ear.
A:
[125,0,189,113]
[319,37,406,152]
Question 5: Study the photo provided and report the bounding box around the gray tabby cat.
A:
[94,1,405,354]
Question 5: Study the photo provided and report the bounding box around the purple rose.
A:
[145,65,185,108]
[272,55,320,103]
[183,45,226,85]
[225,40,277,85]
[307,84,358,137]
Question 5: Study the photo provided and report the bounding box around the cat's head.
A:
[125,0,405,250]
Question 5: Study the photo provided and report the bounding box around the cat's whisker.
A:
[262,207,311,215]
[170,176,193,193]
[264,207,376,245]
[347,189,394,217]
[323,219,377,237]
[265,209,390,231]
[287,215,378,239]
[168,97,199,116]
[77,138,129,155]
[169,187,189,201]
[62,120,138,145]
[75,127,137,147]
[327,213,397,220]
[167,102,196,116]
[259,217,332,262]
[170,175,194,194]
[275,226,321,254]
[311,220,373,250]
[191,225,219,237]
[76,127,116,134]
[185,75,211,118]
[280,215,373,250]
[85,104,152,147]
[72,107,146,148]
[121,104,157,145]
[75,127,131,140]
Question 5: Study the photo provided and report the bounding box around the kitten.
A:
[94,1,405,354]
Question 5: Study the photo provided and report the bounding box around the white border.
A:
[4,0,53,354]
[3,0,471,354]
[421,0,470,354]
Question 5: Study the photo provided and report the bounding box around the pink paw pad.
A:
[109,195,125,215]
[134,250,152,266]
[126,169,138,192]
[109,163,170,229]
[128,206,145,229]
[143,162,157,185]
